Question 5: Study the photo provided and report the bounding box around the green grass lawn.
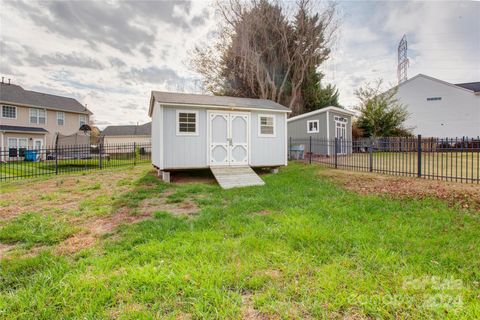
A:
[1,163,479,319]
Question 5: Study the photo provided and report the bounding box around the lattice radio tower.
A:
[397,34,409,84]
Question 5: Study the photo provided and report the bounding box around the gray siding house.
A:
[287,106,355,155]
[148,92,291,185]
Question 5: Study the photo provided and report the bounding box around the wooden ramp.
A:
[210,166,265,189]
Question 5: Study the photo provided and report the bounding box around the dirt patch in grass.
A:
[0,166,145,222]
[139,191,199,218]
[56,188,200,254]
[56,207,153,255]
[318,169,480,211]
[0,243,16,259]
[253,210,273,216]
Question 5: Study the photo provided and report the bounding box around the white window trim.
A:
[57,111,65,126]
[1,105,17,119]
[79,114,87,127]
[258,114,276,137]
[176,109,199,136]
[29,108,47,124]
[7,137,28,148]
[307,120,320,133]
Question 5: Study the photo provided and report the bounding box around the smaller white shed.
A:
[148,92,291,188]
[287,106,355,156]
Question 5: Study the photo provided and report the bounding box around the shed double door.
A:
[209,111,249,166]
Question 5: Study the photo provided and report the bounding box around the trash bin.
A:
[24,150,38,162]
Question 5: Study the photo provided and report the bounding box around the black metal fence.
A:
[289,135,480,184]
[0,142,151,181]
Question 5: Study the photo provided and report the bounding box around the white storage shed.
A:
[148,92,291,188]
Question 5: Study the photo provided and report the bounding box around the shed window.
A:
[57,112,65,126]
[259,115,275,137]
[307,120,319,133]
[2,105,16,118]
[177,111,198,135]
[30,108,46,124]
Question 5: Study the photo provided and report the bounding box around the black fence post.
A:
[99,142,103,169]
[133,142,137,166]
[55,140,59,175]
[334,137,338,169]
[289,137,292,161]
[369,137,373,172]
[309,136,312,164]
[417,134,422,178]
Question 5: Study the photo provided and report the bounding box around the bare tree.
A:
[190,0,339,115]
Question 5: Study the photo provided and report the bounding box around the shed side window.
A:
[178,111,197,134]
[2,105,16,118]
[307,120,319,133]
[259,115,275,137]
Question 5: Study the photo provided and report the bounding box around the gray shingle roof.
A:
[150,91,291,115]
[101,122,151,136]
[0,125,48,133]
[455,82,480,93]
[0,83,91,114]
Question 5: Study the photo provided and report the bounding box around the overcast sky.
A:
[1,0,479,128]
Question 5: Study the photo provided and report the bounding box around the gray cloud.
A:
[122,66,183,85]
[7,1,207,54]
[1,41,24,66]
[24,50,104,69]
[139,46,153,59]
[109,57,127,68]
[119,103,143,111]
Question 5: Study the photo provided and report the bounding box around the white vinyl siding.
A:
[176,110,198,135]
[30,108,46,124]
[2,105,16,118]
[258,114,275,137]
[57,112,65,126]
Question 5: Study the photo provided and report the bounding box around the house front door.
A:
[209,111,249,166]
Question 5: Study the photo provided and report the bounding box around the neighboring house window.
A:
[426,97,442,101]
[307,120,319,133]
[57,112,65,126]
[258,115,275,137]
[79,114,87,127]
[7,138,28,157]
[2,105,16,118]
[30,108,46,124]
[176,110,198,135]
